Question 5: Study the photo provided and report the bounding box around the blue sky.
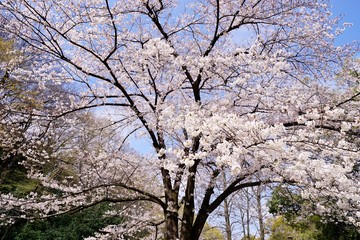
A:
[330,0,360,48]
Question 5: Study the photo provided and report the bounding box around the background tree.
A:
[267,185,360,240]
[266,215,320,240]
[0,0,359,239]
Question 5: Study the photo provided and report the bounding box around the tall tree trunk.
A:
[222,172,232,240]
[190,213,209,240]
[190,169,219,240]
[246,188,251,240]
[164,210,179,240]
[224,199,232,240]
[180,171,196,240]
[162,167,179,240]
[241,210,247,240]
[256,186,265,240]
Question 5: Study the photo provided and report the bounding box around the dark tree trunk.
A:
[189,211,209,240]
[161,164,180,240]
[180,171,196,240]
[164,210,179,240]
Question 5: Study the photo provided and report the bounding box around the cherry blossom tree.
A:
[0,0,359,239]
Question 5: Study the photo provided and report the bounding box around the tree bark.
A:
[164,210,179,240]
[241,210,247,240]
[222,172,232,240]
[256,187,265,240]
[180,171,196,240]
[189,169,219,240]
[246,189,251,240]
[162,167,179,240]
[190,211,209,240]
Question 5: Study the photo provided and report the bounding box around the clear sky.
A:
[330,0,360,48]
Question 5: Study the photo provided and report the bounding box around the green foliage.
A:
[0,203,123,240]
[0,150,40,197]
[267,215,320,240]
[240,235,261,240]
[201,222,224,240]
[267,185,360,240]
[268,186,303,220]
[0,38,15,63]
[313,220,360,240]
